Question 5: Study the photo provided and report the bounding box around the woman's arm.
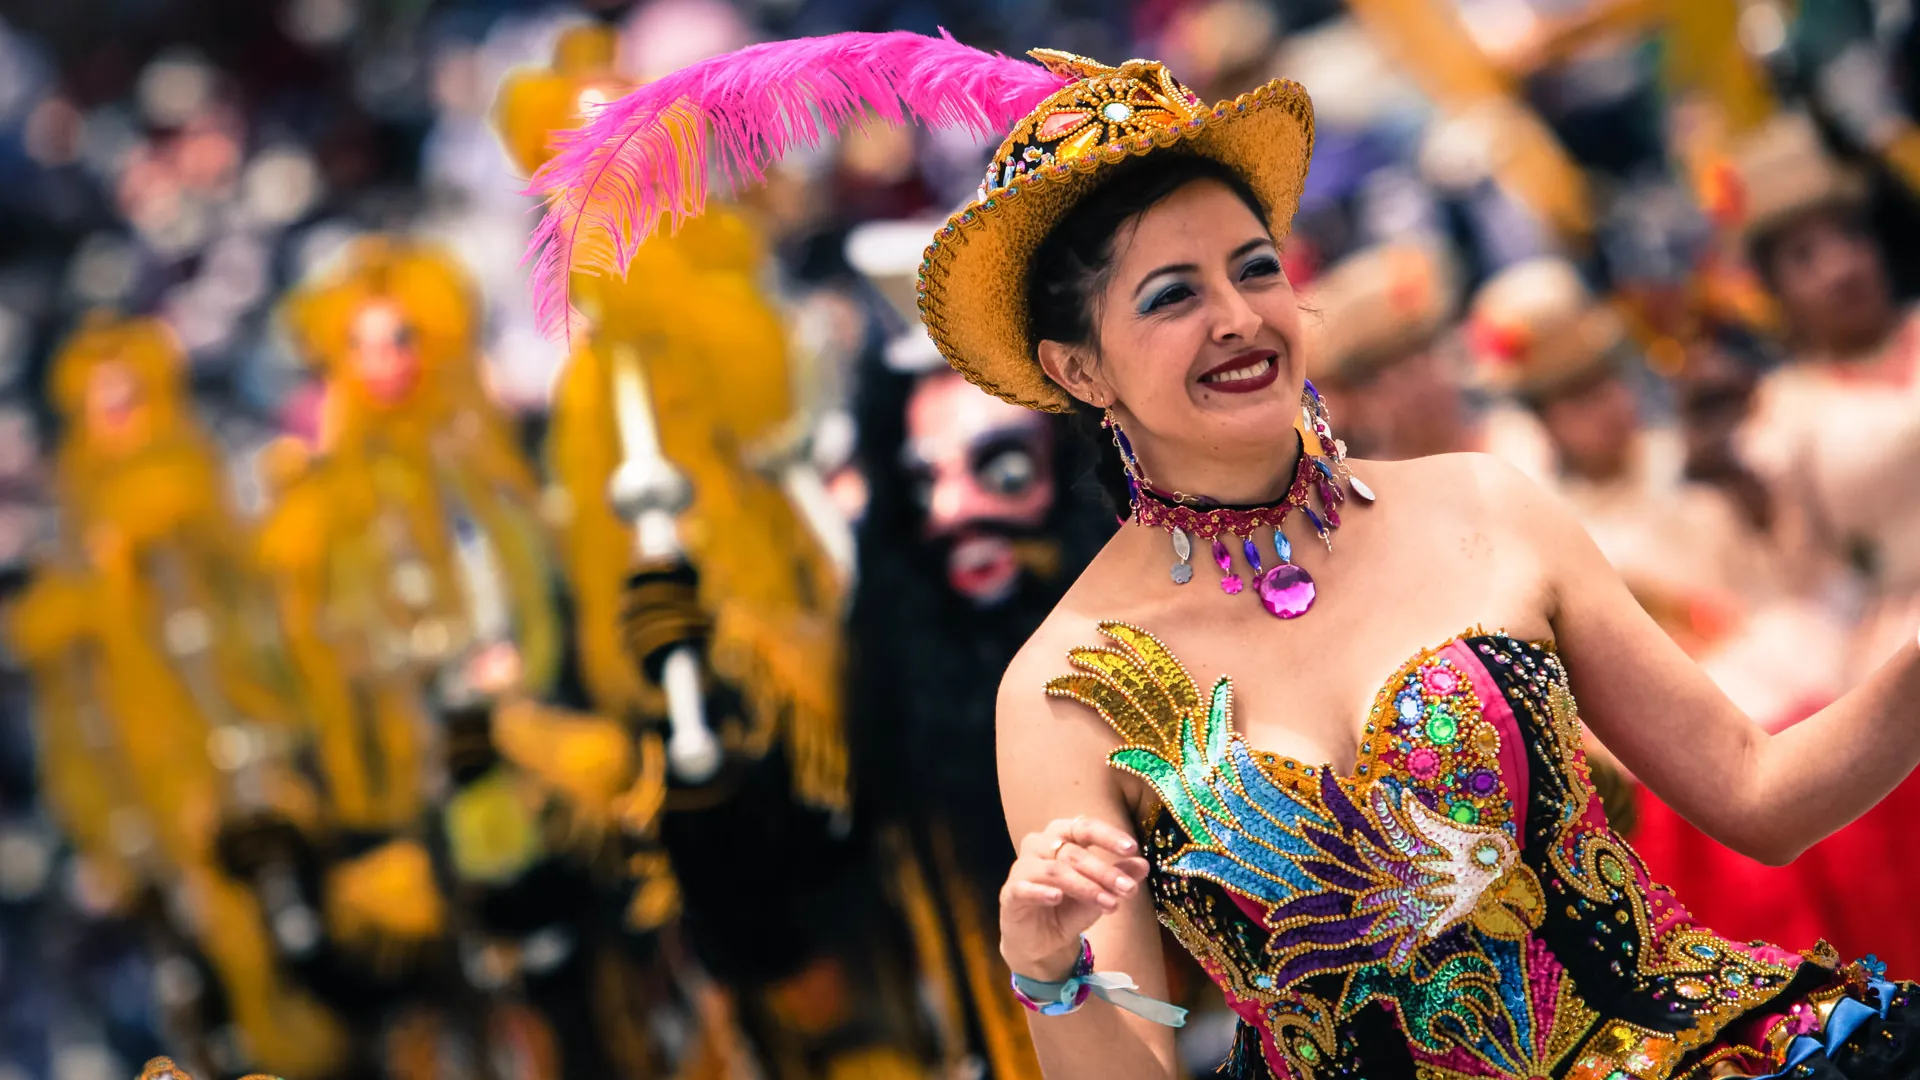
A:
[1504,456,1920,864]
[996,642,1176,1080]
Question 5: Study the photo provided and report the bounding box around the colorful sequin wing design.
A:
[1047,625,1535,992]
[1045,622,1227,847]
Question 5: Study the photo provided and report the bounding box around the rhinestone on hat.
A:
[975,50,1207,198]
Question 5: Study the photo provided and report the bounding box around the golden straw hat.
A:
[915,49,1315,413]
[1303,242,1456,386]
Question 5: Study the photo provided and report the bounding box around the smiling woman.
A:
[531,31,1920,1080]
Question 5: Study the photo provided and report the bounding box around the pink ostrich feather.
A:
[523,30,1070,337]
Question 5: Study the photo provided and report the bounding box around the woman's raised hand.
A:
[999,815,1151,979]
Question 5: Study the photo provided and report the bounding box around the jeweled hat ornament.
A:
[522,30,1315,412]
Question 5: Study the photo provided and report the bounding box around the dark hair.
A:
[1024,152,1272,508]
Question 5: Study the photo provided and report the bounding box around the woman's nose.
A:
[1210,287,1262,341]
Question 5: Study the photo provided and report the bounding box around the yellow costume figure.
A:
[261,240,573,1079]
[497,26,926,1080]
[10,315,345,1077]
[270,236,559,832]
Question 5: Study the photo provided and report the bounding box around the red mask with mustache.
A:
[903,371,1057,606]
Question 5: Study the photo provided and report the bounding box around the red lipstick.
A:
[1197,350,1280,394]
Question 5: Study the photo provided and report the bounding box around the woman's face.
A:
[1766,209,1893,354]
[1044,179,1302,466]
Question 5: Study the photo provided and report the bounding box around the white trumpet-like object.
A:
[610,346,720,784]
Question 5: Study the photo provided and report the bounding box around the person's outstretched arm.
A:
[1503,453,1920,865]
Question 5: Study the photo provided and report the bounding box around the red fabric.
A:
[1629,772,1920,976]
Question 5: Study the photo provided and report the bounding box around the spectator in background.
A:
[1735,112,1920,674]
[1674,317,1774,536]
[1303,242,1464,461]
[1468,257,1789,657]
[1469,255,1857,717]
[1302,240,1551,473]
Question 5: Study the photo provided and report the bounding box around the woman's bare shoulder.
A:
[998,604,1106,713]
[1357,451,1539,505]
[1358,452,1573,539]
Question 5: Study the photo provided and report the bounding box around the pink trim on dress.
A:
[1441,639,1530,827]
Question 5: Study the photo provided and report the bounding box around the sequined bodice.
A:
[1048,624,1823,1080]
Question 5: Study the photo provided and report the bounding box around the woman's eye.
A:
[1141,283,1194,313]
[1241,255,1281,280]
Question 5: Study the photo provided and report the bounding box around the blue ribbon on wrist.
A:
[1010,937,1188,1028]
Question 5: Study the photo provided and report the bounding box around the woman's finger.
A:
[1010,854,1110,910]
[1019,829,1068,860]
[1003,878,1064,907]
[1057,842,1139,896]
[1032,857,1119,911]
[1067,810,1136,853]
[1021,816,1141,861]
[1061,815,1140,858]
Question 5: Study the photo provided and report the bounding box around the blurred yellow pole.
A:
[1665,0,1777,134]
[1343,0,1594,241]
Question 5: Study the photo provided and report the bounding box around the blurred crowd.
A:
[5,1,1920,1079]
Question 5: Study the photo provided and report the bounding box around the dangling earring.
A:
[1296,379,1328,454]
[1102,407,1146,497]
[1104,409,1194,584]
[1298,379,1374,507]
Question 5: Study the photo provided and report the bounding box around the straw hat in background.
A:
[1467,256,1632,403]
[1725,111,1867,247]
[1303,241,1458,388]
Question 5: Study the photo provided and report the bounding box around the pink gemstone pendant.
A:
[1257,564,1316,618]
[1212,537,1243,595]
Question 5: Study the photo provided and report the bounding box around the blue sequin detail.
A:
[1394,691,1422,726]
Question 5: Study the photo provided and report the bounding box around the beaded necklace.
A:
[1106,381,1373,619]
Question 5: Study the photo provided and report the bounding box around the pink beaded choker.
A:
[1107,380,1373,619]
